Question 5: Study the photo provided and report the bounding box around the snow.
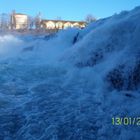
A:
[0,6,140,140]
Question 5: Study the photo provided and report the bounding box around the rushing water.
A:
[1,6,140,140]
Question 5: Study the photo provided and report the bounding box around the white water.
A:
[0,7,140,140]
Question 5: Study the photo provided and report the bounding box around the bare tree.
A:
[56,16,62,20]
[0,13,10,30]
[85,14,96,24]
[35,12,41,30]
[28,16,34,30]
[10,10,16,30]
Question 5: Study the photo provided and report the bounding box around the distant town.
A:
[0,11,93,33]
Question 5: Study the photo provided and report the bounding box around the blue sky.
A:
[0,0,140,20]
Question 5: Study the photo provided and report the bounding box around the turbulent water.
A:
[0,7,140,140]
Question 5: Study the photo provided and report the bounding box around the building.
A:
[40,20,86,30]
[9,12,87,31]
[11,12,28,30]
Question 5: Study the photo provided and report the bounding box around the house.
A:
[40,20,86,30]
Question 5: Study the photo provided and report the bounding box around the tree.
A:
[28,16,34,29]
[85,14,96,24]
[0,13,10,30]
[55,16,62,20]
[35,12,41,30]
[10,10,16,30]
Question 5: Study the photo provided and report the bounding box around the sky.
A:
[0,0,140,21]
